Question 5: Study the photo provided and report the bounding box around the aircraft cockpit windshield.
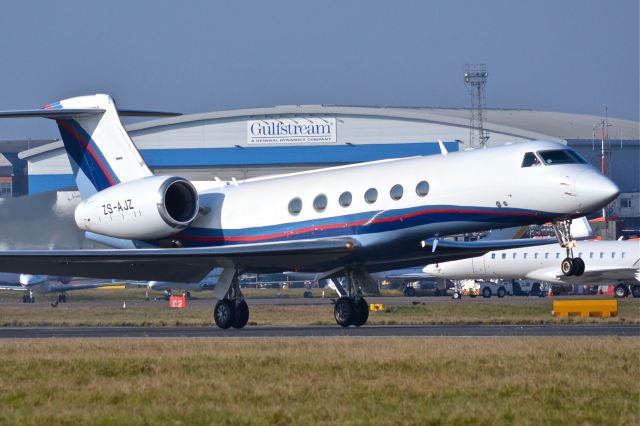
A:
[537,149,588,165]
[521,152,541,167]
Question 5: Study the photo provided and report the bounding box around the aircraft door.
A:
[471,257,485,275]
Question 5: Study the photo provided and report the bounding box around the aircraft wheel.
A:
[561,258,575,276]
[214,300,234,329]
[631,285,640,298]
[482,287,492,298]
[352,298,369,327]
[22,294,27,303]
[403,287,416,297]
[573,258,585,277]
[452,292,461,300]
[334,297,354,327]
[232,300,249,329]
[614,285,629,299]
[497,287,506,298]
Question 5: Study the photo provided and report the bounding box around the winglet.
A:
[438,140,448,156]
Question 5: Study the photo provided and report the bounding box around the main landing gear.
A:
[21,291,35,303]
[553,219,585,277]
[213,271,249,329]
[332,268,371,327]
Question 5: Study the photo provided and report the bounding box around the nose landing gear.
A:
[553,219,585,277]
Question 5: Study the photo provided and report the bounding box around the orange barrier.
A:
[552,299,618,318]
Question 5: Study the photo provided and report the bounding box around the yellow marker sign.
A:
[552,299,618,318]
[370,303,385,311]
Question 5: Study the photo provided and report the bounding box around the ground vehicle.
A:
[402,279,450,297]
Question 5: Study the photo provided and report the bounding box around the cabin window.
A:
[364,188,378,204]
[523,253,528,259]
[521,152,541,167]
[556,253,560,259]
[313,194,328,213]
[534,253,538,259]
[288,197,302,215]
[416,180,430,197]
[501,253,507,259]
[513,253,517,259]
[339,191,352,208]
[390,184,403,201]
[611,252,615,259]
[491,253,496,259]
[589,252,594,259]
[621,252,626,259]
[599,252,604,259]
[545,253,549,259]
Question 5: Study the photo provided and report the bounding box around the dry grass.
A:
[0,337,637,425]
[0,298,638,327]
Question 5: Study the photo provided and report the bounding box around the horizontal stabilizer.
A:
[0,109,105,118]
[117,109,182,117]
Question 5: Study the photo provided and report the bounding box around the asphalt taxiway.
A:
[0,324,637,339]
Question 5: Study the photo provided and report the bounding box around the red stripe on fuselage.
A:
[58,120,116,186]
[178,208,540,243]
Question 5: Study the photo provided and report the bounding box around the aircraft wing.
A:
[47,282,126,292]
[0,285,26,292]
[422,237,557,259]
[0,238,358,283]
[554,266,640,284]
[525,267,640,285]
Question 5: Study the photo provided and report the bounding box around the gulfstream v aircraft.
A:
[0,94,619,328]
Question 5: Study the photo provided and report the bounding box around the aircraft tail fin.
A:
[0,94,167,198]
[50,94,154,198]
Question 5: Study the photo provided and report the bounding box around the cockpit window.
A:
[521,152,541,167]
[537,149,587,165]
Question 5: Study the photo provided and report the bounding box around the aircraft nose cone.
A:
[574,171,619,213]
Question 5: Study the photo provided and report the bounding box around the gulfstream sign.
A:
[247,118,337,144]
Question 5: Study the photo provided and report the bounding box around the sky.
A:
[0,0,637,140]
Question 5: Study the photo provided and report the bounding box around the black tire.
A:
[452,292,461,300]
[561,257,575,276]
[614,285,629,298]
[573,258,585,277]
[352,298,369,327]
[403,287,416,297]
[22,294,27,303]
[631,285,640,299]
[334,297,354,327]
[185,292,191,300]
[497,287,506,298]
[214,300,234,329]
[232,300,249,329]
[482,287,492,298]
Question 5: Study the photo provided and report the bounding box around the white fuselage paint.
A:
[425,240,640,285]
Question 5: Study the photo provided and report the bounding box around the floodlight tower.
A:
[464,64,489,148]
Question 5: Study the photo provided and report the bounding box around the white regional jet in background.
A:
[0,272,118,305]
[425,240,640,298]
[0,94,619,328]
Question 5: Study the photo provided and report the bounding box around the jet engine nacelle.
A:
[74,176,199,240]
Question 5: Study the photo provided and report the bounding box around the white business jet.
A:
[425,239,640,298]
[0,94,619,328]
[0,272,119,304]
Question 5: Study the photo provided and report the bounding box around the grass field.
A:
[0,294,638,327]
[0,337,637,425]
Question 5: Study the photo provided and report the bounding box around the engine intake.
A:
[75,176,199,240]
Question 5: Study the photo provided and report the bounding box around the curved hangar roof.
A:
[17,105,640,192]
